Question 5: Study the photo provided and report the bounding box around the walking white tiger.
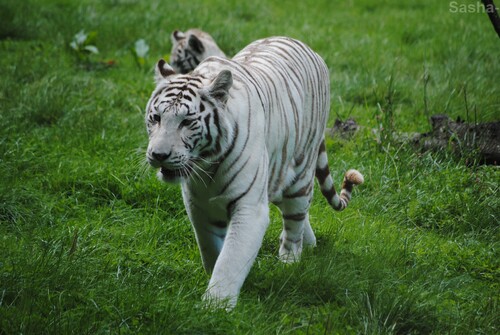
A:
[145,36,363,309]
[169,29,226,74]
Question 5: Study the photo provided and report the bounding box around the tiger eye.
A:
[179,118,195,129]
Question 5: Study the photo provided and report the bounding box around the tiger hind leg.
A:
[277,185,316,263]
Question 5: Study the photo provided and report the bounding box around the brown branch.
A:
[482,0,500,38]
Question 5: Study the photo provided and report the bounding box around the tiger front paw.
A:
[202,288,238,311]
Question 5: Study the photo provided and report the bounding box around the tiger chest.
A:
[182,184,232,224]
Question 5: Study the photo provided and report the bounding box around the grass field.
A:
[0,0,499,333]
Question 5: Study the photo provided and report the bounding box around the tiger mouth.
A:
[160,167,190,184]
[160,167,190,180]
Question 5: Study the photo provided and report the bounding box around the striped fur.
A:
[170,29,226,74]
[145,37,363,309]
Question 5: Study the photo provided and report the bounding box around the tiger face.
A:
[170,29,226,74]
[170,30,203,74]
[145,59,233,183]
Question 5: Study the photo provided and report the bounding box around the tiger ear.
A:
[155,59,176,82]
[188,35,205,53]
[171,30,185,43]
[208,70,232,103]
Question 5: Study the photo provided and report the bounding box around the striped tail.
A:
[315,139,364,211]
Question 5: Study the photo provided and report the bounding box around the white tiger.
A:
[169,29,226,74]
[145,36,363,309]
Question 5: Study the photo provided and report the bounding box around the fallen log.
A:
[327,118,360,139]
[414,115,500,165]
[327,116,500,165]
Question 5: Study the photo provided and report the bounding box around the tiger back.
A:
[145,36,363,309]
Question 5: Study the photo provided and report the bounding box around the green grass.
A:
[0,0,499,333]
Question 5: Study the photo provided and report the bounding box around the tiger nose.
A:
[151,151,171,162]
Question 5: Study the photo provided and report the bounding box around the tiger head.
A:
[169,29,226,74]
[145,59,233,183]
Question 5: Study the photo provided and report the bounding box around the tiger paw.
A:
[202,288,238,311]
[279,243,302,264]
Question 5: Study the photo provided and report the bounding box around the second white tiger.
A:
[145,37,363,309]
[169,29,226,74]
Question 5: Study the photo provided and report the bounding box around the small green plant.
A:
[132,39,150,69]
[69,30,99,63]
[373,73,397,150]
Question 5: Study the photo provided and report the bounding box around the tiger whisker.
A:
[196,155,219,166]
[129,147,150,179]
[186,161,208,187]
[190,159,214,184]
[192,159,215,179]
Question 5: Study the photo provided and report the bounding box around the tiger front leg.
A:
[183,196,227,274]
[203,203,269,310]
[191,220,227,274]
